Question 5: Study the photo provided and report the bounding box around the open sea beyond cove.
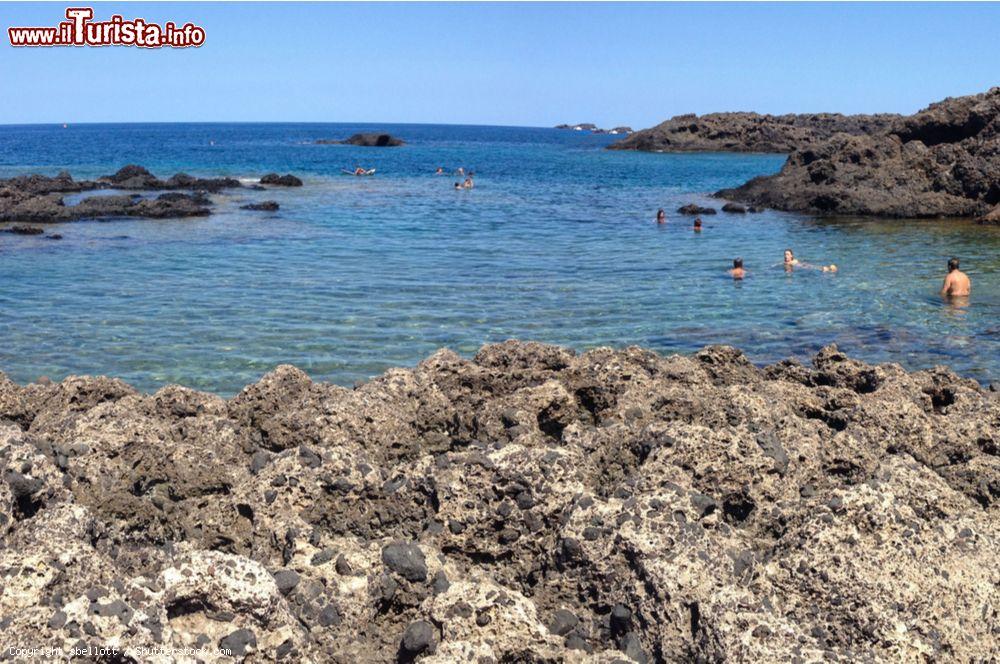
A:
[0,122,998,395]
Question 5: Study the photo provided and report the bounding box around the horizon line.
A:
[0,120,607,130]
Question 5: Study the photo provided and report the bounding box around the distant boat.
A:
[62,123,68,128]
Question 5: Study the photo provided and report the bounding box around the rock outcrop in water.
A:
[259,174,303,187]
[319,133,405,147]
[0,166,246,225]
[609,113,899,153]
[1,341,997,662]
[716,88,1000,218]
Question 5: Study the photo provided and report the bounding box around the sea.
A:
[1,123,997,395]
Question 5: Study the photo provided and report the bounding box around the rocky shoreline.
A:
[2,341,997,661]
[0,166,302,225]
[717,88,1000,219]
[608,113,898,154]
[616,88,1000,220]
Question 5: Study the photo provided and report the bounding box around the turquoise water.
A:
[1,123,998,394]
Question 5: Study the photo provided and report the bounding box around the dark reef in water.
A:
[1,341,997,661]
[0,165,301,226]
[318,133,405,147]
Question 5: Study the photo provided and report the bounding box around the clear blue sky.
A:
[2,2,998,128]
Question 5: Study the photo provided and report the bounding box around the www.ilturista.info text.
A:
[8,7,205,48]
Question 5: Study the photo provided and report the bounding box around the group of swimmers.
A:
[436,167,475,189]
[654,209,973,297]
[727,249,837,280]
[657,208,703,231]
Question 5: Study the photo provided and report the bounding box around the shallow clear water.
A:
[1,123,998,395]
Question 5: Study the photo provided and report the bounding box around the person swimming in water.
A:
[456,167,465,176]
[783,248,837,272]
[435,167,445,175]
[941,257,971,296]
[463,176,474,189]
[656,209,666,224]
[729,258,746,280]
[454,182,462,190]
[693,218,702,232]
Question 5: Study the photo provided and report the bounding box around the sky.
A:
[1,2,998,128]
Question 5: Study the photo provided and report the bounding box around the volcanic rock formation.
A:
[0,166,244,225]
[1,341,998,661]
[716,88,1000,217]
[609,113,899,153]
[319,133,405,147]
[259,174,303,187]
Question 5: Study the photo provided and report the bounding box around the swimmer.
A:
[354,167,366,176]
[435,167,444,175]
[693,218,702,232]
[454,182,462,190]
[656,209,666,224]
[456,167,465,176]
[783,248,836,272]
[729,258,746,280]
[463,177,474,189]
[940,257,971,297]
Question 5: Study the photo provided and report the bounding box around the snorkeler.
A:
[940,257,971,296]
[729,258,746,280]
[656,209,666,224]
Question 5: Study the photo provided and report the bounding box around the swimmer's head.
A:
[656,208,665,219]
[948,257,960,272]
[694,218,702,228]
[784,249,794,263]
[733,257,743,269]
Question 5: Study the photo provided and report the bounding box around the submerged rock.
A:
[241,201,280,212]
[3,225,44,235]
[0,341,997,661]
[677,203,716,215]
